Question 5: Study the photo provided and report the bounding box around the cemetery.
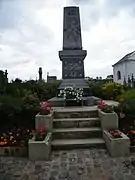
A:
[1,5,135,180]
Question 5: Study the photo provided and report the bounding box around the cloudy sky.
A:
[1,0,135,81]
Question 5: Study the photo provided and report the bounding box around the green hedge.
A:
[0,80,61,129]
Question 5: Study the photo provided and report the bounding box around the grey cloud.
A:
[69,0,135,31]
[0,0,25,29]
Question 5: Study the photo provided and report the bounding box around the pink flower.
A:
[39,125,45,132]
[98,100,106,110]
[41,102,51,110]
[31,130,35,136]
[40,102,52,115]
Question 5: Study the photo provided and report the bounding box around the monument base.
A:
[48,96,101,107]
[58,79,90,96]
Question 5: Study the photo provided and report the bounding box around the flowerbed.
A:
[0,127,32,156]
[98,100,118,130]
[35,102,53,131]
[0,125,48,157]
[0,127,32,147]
[103,130,130,157]
[28,125,51,160]
[108,130,122,138]
[98,100,114,113]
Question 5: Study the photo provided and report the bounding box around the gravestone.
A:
[59,6,89,90]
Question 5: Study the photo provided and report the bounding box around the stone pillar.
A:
[38,67,42,81]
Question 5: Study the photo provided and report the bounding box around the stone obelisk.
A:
[59,6,89,90]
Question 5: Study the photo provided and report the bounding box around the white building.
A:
[112,51,135,84]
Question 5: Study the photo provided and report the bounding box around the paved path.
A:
[1,149,135,180]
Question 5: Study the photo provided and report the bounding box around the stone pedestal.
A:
[58,7,89,92]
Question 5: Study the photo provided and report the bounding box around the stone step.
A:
[53,117,100,128]
[52,138,105,150]
[53,108,98,119]
[52,127,102,139]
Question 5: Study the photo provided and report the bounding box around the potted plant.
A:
[35,102,53,132]
[28,125,52,160]
[103,129,130,157]
[58,86,83,106]
[98,100,118,130]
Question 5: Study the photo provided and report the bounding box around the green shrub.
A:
[116,89,135,115]
[0,93,40,129]
[116,89,135,102]
[0,80,61,130]
[89,82,104,98]
[101,82,124,100]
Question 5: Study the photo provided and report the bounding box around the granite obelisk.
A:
[59,6,89,89]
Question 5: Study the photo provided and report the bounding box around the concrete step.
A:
[53,108,98,119]
[53,117,100,128]
[52,127,102,139]
[52,138,105,150]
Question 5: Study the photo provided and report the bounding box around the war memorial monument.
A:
[48,6,100,106]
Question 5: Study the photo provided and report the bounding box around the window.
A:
[117,71,121,80]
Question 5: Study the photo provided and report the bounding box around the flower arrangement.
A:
[108,130,122,138]
[58,86,83,102]
[40,102,52,115]
[98,100,114,113]
[0,128,32,147]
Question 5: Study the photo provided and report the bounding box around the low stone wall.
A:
[28,132,52,161]
[103,130,130,157]
[0,147,28,157]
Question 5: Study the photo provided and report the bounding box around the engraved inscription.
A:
[63,60,84,78]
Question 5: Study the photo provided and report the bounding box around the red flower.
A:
[39,125,45,132]
[40,102,52,115]
[109,130,122,138]
[41,102,52,110]
[98,100,106,110]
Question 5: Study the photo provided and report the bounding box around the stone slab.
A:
[53,117,100,128]
[48,96,100,107]
[52,127,102,139]
[52,138,105,150]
